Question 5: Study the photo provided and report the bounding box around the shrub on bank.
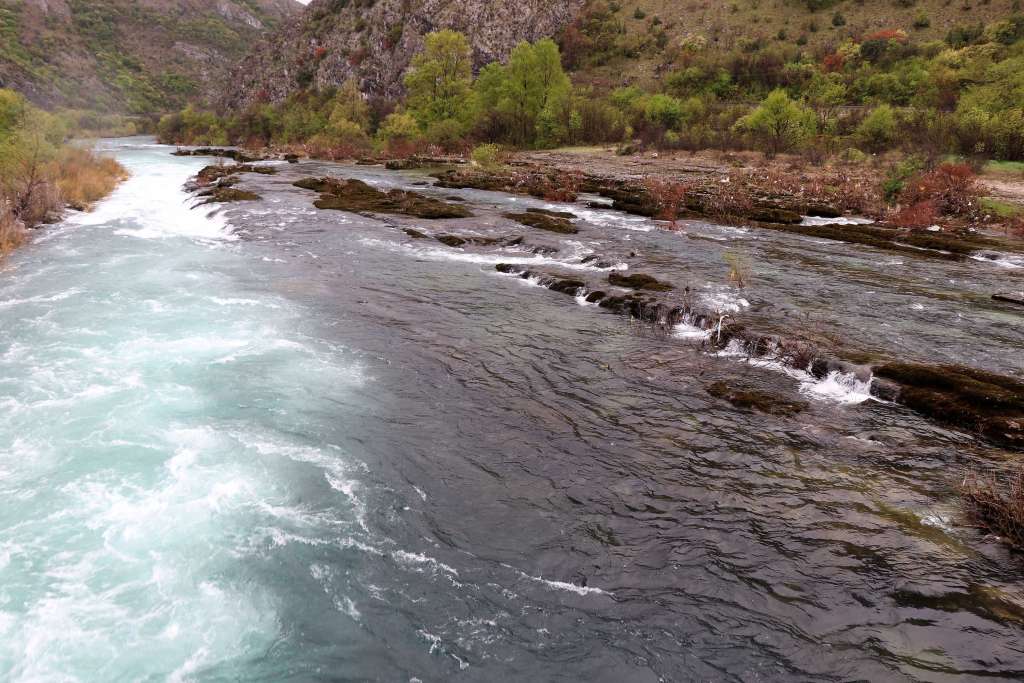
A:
[0,89,127,255]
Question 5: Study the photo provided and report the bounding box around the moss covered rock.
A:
[707,381,807,416]
[294,177,473,219]
[608,272,673,291]
[504,211,577,234]
[874,362,1024,449]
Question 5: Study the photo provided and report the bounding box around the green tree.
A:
[473,39,571,147]
[804,72,846,131]
[735,89,816,157]
[404,30,474,129]
[856,104,898,153]
[377,111,422,151]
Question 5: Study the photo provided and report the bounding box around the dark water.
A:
[2,138,1023,682]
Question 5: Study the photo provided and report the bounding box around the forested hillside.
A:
[0,0,299,114]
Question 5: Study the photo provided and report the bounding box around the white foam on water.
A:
[0,140,371,680]
[799,370,874,405]
[970,251,1024,269]
[700,287,750,314]
[68,154,232,241]
[800,215,875,226]
[715,340,874,406]
[513,569,610,596]
[673,321,712,340]
[360,237,628,272]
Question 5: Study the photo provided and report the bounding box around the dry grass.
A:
[51,147,128,211]
[0,203,27,257]
[962,468,1024,549]
[0,147,126,258]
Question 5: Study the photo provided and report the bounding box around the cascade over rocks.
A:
[494,263,1024,450]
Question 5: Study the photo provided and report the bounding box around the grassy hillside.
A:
[568,0,1021,89]
[0,0,299,114]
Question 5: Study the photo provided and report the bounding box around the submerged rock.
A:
[527,207,577,219]
[608,272,673,291]
[436,234,467,248]
[993,292,1024,307]
[706,381,807,416]
[404,228,429,239]
[294,177,473,219]
[504,211,577,234]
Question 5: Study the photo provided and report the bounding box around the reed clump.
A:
[961,468,1024,549]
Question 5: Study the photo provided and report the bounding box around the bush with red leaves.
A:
[890,199,938,229]
[821,53,845,73]
[644,178,688,228]
[900,163,978,217]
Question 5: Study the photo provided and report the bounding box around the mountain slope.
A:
[220,0,1021,111]
[0,0,300,113]
[218,0,584,111]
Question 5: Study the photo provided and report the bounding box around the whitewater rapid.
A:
[0,140,365,680]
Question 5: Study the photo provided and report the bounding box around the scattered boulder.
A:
[504,211,577,234]
[608,272,673,291]
[581,255,616,269]
[293,177,473,219]
[404,228,429,239]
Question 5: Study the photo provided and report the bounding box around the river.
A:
[1,137,1023,681]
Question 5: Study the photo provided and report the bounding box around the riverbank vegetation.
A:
[158,9,1024,166]
[0,89,127,257]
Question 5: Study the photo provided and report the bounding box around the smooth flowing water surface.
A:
[1,138,1023,682]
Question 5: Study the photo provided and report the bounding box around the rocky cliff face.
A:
[218,0,584,111]
[0,0,300,112]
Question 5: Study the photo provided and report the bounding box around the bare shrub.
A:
[961,468,1024,549]
[643,178,688,227]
